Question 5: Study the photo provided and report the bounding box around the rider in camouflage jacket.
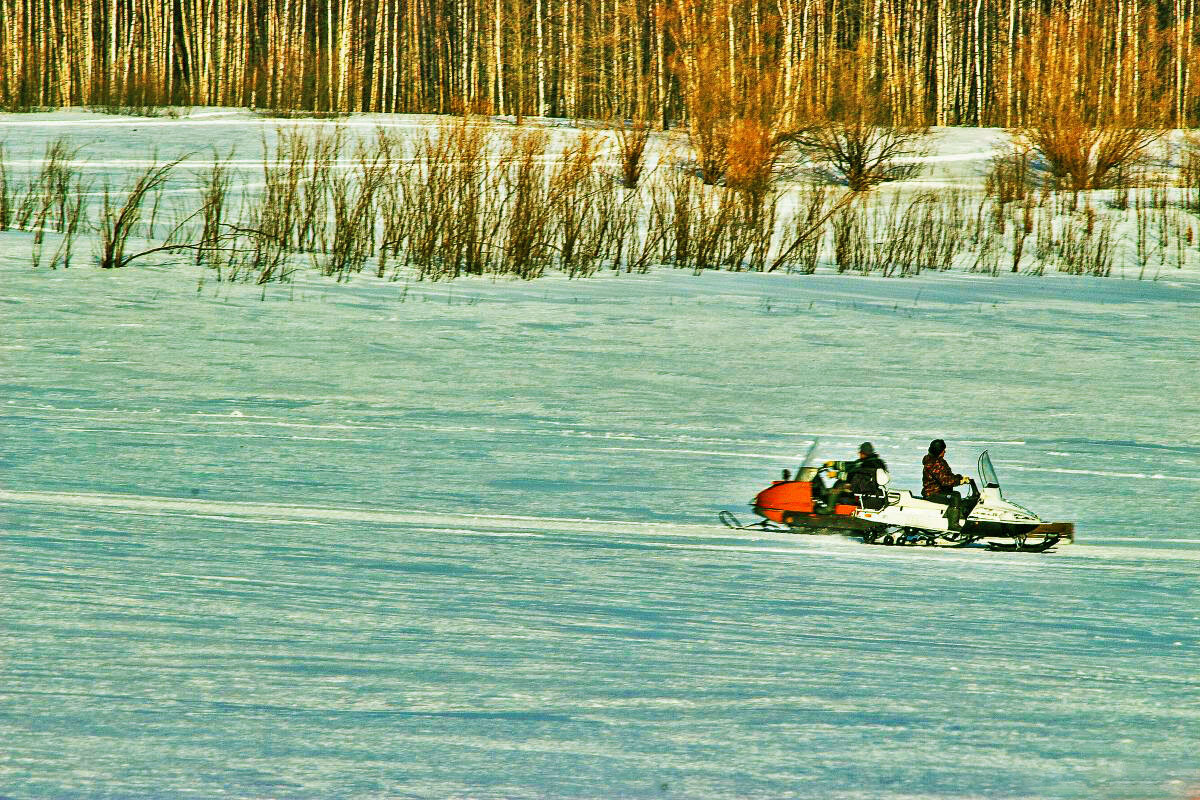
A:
[922,449,962,498]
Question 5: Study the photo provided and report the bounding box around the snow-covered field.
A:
[2,112,1199,799]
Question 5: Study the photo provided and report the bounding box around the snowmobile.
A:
[719,449,1074,552]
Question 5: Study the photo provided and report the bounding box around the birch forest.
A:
[0,0,1195,127]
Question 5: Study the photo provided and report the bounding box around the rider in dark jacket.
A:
[847,442,888,495]
[821,442,888,508]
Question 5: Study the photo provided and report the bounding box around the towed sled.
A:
[720,450,1074,552]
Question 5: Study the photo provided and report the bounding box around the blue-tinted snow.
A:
[1,114,1199,800]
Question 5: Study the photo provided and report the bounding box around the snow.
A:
[2,112,1199,799]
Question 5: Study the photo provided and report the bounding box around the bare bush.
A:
[1019,118,1160,192]
[499,129,553,278]
[722,187,777,272]
[985,145,1034,204]
[831,198,867,273]
[16,138,84,231]
[96,157,183,269]
[659,161,696,267]
[787,43,928,192]
[325,134,390,280]
[612,117,651,190]
[390,116,498,280]
[688,186,737,272]
[44,181,87,269]
[1032,197,1116,276]
[0,142,10,229]
[549,132,606,276]
[907,190,969,273]
[442,119,496,277]
[829,189,969,275]
[767,184,839,274]
[1015,13,1165,193]
[258,128,308,253]
[1061,211,1115,276]
[396,125,455,278]
[297,127,342,253]
[616,192,665,274]
[10,137,90,270]
[679,46,733,186]
[725,117,781,206]
[196,149,233,266]
[1009,196,1037,273]
[791,118,928,192]
[1179,133,1200,213]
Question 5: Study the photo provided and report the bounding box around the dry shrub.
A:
[16,138,85,231]
[689,186,738,272]
[196,148,233,266]
[440,118,496,277]
[1016,12,1165,192]
[985,144,1034,204]
[1019,115,1160,192]
[550,132,608,276]
[612,117,651,189]
[222,129,331,283]
[618,191,666,274]
[660,160,697,266]
[915,190,969,272]
[669,0,767,187]
[725,117,777,204]
[96,157,182,269]
[722,117,786,271]
[296,128,342,253]
[22,140,89,270]
[389,116,497,280]
[654,159,740,272]
[0,142,10,229]
[767,184,836,274]
[686,70,732,185]
[788,43,928,192]
[1009,196,1037,273]
[668,0,734,187]
[45,179,87,269]
[258,128,309,253]
[1031,196,1116,276]
[1179,133,1200,212]
[325,134,390,280]
[831,190,967,275]
[395,124,457,278]
[499,128,553,278]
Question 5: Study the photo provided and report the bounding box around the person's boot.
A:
[945,504,960,530]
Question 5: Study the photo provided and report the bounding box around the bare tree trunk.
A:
[1006,0,1018,126]
[782,0,795,120]
[536,0,547,114]
[513,0,525,120]
[936,0,947,124]
[974,0,985,124]
[494,0,505,114]
[1178,0,1187,125]
[727,0,737,100]
[656,0,667,127]
[1187,0,1195,125]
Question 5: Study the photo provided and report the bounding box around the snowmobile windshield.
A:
[978,451,1000,489]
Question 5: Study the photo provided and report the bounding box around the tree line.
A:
[0,0,1195,127]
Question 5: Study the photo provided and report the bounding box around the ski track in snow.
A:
[2,114,1200,799]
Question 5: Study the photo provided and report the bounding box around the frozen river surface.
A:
[2,253,1199,798]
